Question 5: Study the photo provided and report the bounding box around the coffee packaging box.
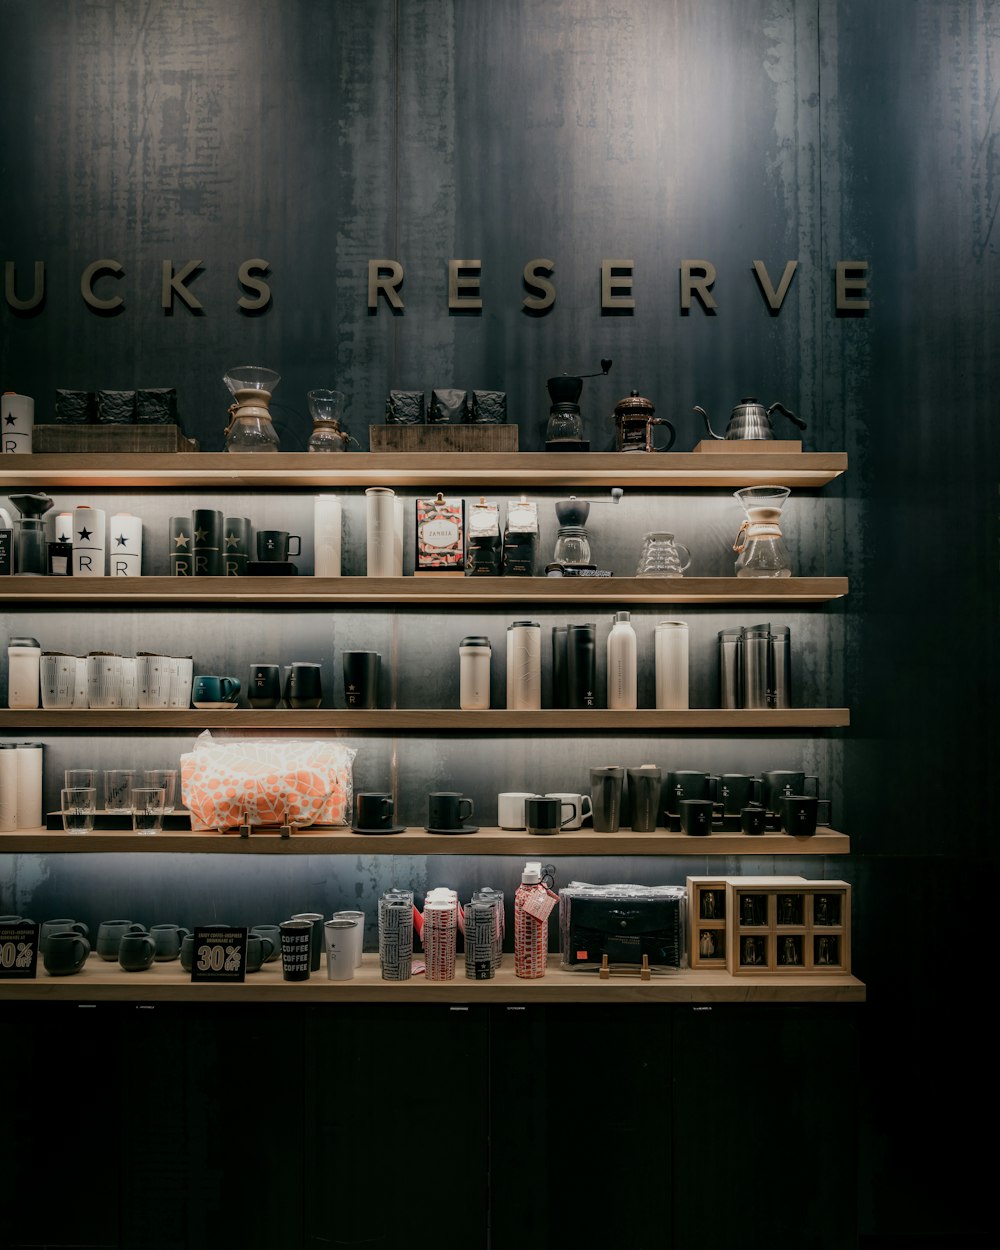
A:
[416,495,465,570]
[502,499,538,576]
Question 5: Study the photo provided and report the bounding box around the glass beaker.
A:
[636,532,692,577]
[733,486,792,577]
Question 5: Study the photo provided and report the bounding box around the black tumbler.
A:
[279,920,312,981]
[191,508,223,577]
[343,651,380,708]
[170,516,192,577]
[567,624,596,709]
[249,664,281,709]
[551,626,568,708]
[288,662,323,709]
[223,516,252,577]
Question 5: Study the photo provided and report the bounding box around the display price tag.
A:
[0,922,40,978]
[522,886,558,923]
[189,926,248,983]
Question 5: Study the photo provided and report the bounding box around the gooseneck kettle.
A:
[694,396,806,441]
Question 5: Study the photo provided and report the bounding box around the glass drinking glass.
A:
[104,769,136,812]
[131,787,166,835]
[64,768,95,790]
[61,787,96,834]
[143,769,177,813]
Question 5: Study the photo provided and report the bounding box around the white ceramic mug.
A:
[168,656,194,708]
[136,654,172,709]
[497,791,539,831]
[544,791,594,830]
[86,653,124,709]
[40,652,77,709]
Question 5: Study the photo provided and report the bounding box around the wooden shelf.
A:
[0,707,850,731]
[0,952,865,1003]
[0,451,847,490]
[0,826,851,855]
[0,575,848,605]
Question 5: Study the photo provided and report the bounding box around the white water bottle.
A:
[606,611,637,709]
[655,620,689,709]
[459,636,491,710]
[506,621,541,710]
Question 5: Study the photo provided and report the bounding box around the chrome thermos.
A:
[770,624,791,708]
[718,628,742,709]
[742,623,772,710]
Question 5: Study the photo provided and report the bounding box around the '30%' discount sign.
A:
[190,927,248,983]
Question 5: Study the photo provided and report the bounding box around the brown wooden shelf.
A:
[0,574,849,605]
[0,450,847,490]
[0,952,865,1003]
[0,826,851,855]
[0,707,851,731]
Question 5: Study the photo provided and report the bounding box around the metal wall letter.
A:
[601,259,635,309]
[680,260,717,311]
[752,259,798,311]
[237,258,271,311]
[4,261,45,311]
[161,259,204,311]
[368,259,404,310]
[81,259,124,310]
[523,258,555,311]
[836,260,870,311]
[448,259,482,310]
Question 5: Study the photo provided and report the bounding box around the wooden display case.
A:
[688,876,806,969]
[725,880,851,975]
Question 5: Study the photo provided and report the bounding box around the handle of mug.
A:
[559,801,575,827]
[141,935,156,959]
[579,794,594,822]
[72,922,89,938]
[177,928,191,941]
[74,937,91,966]
[652,420,677,452]
[221,677,241,700]
[749,778,763,804]
[459,798,474,824]
[382,797,394,820]
[708,774,720,800]
[259,936,275,963]
[288,534,302,557]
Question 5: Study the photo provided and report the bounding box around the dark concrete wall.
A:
[1,2,997,1245]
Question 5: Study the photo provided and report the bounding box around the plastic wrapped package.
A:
[558,882,687,971]
[180,732,356,832]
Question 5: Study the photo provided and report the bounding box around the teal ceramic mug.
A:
[245,932,275,972]
[192,675,241,704]
[96,919,145,961]
[250,925,282,963]
[149,924,191,961]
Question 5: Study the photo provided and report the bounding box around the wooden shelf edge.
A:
[0,575,849,604]
[0,708,851,731]
[0,953,866,1003]
[0,451,848,490]
[0,827,851,855]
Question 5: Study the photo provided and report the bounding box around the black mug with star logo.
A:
[223,516,252,576]
[170,516,192,576]
[191,508,224,576]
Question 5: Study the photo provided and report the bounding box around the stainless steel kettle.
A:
[694,397,806,441]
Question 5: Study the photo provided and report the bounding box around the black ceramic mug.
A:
[43,931,90,976]
[762,770,819,815]
[678,798,715,836]
[354,791,395,831]
[664,770,718,816]
[343,651,380,708]
[719,773,763,816]
[524,795,574,836]
[427,791,474,831]
[740,804,768,836]
[287,662,323,709]
[249,663,281,709]
[778,795,832,837]
[257,530,301,561]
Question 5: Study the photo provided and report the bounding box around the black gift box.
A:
[385,390,426,425]
[560,887,685,969]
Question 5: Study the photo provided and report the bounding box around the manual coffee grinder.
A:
[544,359,612,451]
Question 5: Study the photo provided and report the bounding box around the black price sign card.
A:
[0,922,40,978]
[190,927,248,983]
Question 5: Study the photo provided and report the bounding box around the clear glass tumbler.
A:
[104,769,136,812]
[61,787,96,834]
[143,769,177,813]
[131,787,165,835]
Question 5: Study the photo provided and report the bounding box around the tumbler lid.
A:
[460,636,491,648]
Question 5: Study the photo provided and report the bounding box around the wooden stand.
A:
[599,954,652,981]
[725,880,851,975]
[692,438,803,454]
[370,425,518,452]
[687,875,807,969]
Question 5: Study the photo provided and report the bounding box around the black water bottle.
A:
[552,625,568,708]
[566,623,596,709]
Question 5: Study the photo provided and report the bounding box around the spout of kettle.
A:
[767,401,807,431]
[693,405,724,440]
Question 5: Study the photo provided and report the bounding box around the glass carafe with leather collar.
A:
[733,485,792,577]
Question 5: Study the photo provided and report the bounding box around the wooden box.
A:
[692,439,803,454]
[31,423,199,453]
[687,876,805,970]
[369,424,518,453]
[725,880,851,975]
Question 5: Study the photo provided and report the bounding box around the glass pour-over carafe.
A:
[223,365,281,452]
[733,486,792,577]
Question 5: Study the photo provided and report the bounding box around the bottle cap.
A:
[615,611,631,623]
[522,861,542,884]
[460,636,491,648]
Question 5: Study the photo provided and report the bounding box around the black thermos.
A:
[552,625,568,708]
[566,623,596,709]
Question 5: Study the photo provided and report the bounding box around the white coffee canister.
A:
[53,512,75,544]
[655,619,690,710]
[506,621,541,710]
[7,637,41,709]
[365,487,396,577]
[314,495,342,578]
[459,636,491,710]
[108,513,142,577]
[72,506,106,577]
[0,392,34,454]
[0,744,19,831]
[15,742,43,828]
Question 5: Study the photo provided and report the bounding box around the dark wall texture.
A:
[1,2,997,1247]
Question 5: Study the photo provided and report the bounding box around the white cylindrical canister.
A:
[0,744,19,831]
[108,513,142,577]
[15,742,43,828]
[393,495,404,575]
[7,637,41,710]
[1,392,34,454]
[72,505,106,577]
[655,620,690,710]
[314,495,342,577]
[459,636,492,710]
[365,487,396,577]
[506,621,541,710]
[53,512,75,545]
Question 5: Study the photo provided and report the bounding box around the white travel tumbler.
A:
[366,487,396,577]
[506,621,541,710]
[314,495,342,577]
[655,620,689,710]
[459,636,492,710]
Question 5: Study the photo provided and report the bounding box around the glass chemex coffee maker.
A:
[733,485,792,577]
[306,389,357,452]
[544,359,612,451]
[223,365,281,452]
